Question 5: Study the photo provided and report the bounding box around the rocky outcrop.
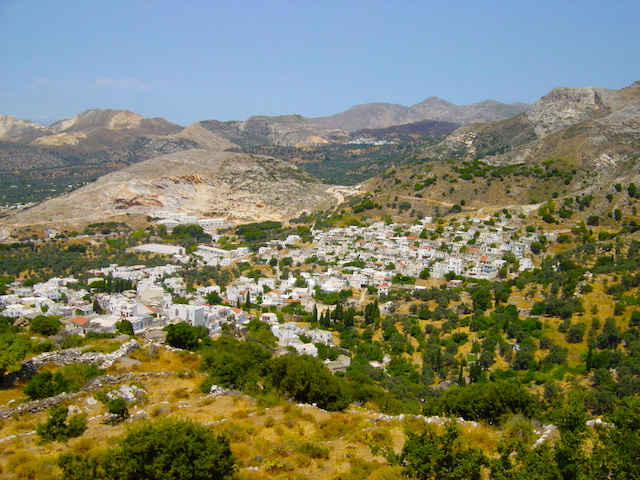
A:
[19,340,141,377]
[524,86,618,138]
[173,122,239,151]
[50,109,182,136]
[0,372,168,419]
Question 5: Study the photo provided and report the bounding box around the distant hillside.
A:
[0,110,206,205]
[243,119,458,186]
[40,109,184,149]
[2,149,350,232]
[350,119,460,143]
[198,114,347,148]
[51,108,179,133]
[0,109,190,170]
[0,141,70,171]
[357,81,640,224]
[313,97,530,131]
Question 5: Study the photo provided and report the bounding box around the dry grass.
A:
[462,422,500,455]
[4,451,59,480]
[126,347,201,373]
[0,386,26,406]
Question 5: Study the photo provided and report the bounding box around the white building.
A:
[167,304,206,327]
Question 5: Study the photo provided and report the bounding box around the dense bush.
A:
[37,406,87,443]
[24,363,105,399]
[164,322,211,351]
[115,319,134,336]
[397,421,486,480]
[29,315,61,336]
[565,322,587,343]
[58,418,236,480]
[0,329,29,379]
[427,380,538,424]
[104,396,129,424]
[200,336,272,391]
[268,354,351,411]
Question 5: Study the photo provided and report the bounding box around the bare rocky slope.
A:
[47,108,184,145]
[312,97,530,131]
[1,149,348,232]
[423,81,640,176]
[0,115,55,143]
[0,111,344,174]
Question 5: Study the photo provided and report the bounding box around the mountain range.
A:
[312,97,530,131]
[1,82,640,236]
[0,95,528,153]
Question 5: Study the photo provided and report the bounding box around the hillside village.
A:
[1,213,540,358]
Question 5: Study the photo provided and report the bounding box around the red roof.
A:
[71,316,90,326]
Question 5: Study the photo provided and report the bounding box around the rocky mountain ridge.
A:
[2,82,639,232]
[423,81,640,174]
[51,108,182,135]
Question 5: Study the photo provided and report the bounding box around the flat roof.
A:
[131,244,184,255]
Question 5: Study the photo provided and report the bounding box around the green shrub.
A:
[104,396,129,424]
[104,418,236,480]
[58,418,236,480]
[164,322,211,351]
[29,316,61,336]
[297,441,330,459]
[268,354,351,411]
[24,363,105,399]
[36,406,87,443]
[398,422,486,480]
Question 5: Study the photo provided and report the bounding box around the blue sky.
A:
[1,0,638,126]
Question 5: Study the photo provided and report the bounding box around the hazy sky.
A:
[1,0,638,126]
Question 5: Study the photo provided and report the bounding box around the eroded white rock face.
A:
[106,383,146,402]
[52,109,146,133]
[32,132,86,146]
[525,86,618,138]
[0,115,53,141]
